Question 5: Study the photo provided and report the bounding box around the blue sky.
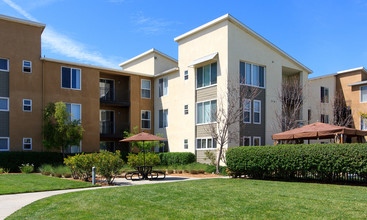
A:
[1,0,367,77]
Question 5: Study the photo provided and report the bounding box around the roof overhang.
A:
[174,14,312,74]
[154,67,179,78]
[0,14,45,32]
[188,52,218,67]
[119,48,177,67]
[348,80,367,87]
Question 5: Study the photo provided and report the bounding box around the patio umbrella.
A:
[119,132,166,167]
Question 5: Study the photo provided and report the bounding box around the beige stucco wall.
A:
[121,53,155,75]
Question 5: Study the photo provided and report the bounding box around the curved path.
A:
[0,176,222,219]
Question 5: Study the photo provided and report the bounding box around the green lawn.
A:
[0,174,97,195]
[8,178,367,219]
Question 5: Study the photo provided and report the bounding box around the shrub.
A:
[226,143,367,181]
[127,152,160,168]
[38,164,54,175]
[204,150,216,165]
[19,163,34,174]
[158,152,196,165]
[190,170,198,174]
[64,153,97,181]
[0,152,64,173]
[95,151,124,184]
[0,168,4,174]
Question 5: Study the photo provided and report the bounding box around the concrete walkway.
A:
[0,176,219,219]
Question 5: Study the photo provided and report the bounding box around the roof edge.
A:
[0,14,45,31]
[119,48,177,67]
[309,67,367,80]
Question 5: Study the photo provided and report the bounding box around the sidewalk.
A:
[0,176,219,219]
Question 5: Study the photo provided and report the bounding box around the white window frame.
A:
[242,136,251,146]
[253,136,261,146]
[195,137,217,150]
[159,109,168,128]
[141,79,151,99]
[23,137,32,150]
[184,139,188,149]
[23,99,32,112]
[196,62,217,90]
[0,97,9,112]
[0,137,9,151]
[243,99,251,123]
[66,103,82,122]
[61,66,81,90]
[240,61,266,88]
[141,110,151,129]
[253,100,261,124]
[196,99,217,125]
[184,104,189,115]
[22,60,32,73]
[184,70,188,80]
[0,58,9,72]
[360,86,367,103]
[158,77,168,97]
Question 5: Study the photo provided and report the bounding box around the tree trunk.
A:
[216,144,223,174]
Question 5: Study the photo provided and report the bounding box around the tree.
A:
[333,92,353,127]
[42,102,84,157]
[204,80,259,174]
[275,76,305,132]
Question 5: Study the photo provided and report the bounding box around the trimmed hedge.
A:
[0,152,65,172]
[226,144,367,182]
[158,152,196,165]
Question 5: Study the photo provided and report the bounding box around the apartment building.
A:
[0,14,154,153]
[308,67,367,142]
[0,14,313,160]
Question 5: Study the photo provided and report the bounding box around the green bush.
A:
[0,152,64,172]
[64,153,97,180]
[38,164,54,175]
[226,144,367,181]
[127,152,160,167]
[19,163,34,174]
[95,151,124,184]
[158,152,196,165]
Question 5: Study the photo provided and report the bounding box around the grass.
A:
[8,178,367,219]
[0,174,97,195]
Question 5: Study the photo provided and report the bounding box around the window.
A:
[240,62,265,87]
[0,58,9,71]
[159,109,168,128]
[196,62,217,88]
[184,105,189,115]
[141,110,151,129]
[23,99,32,112]
[61,67,81,90]
[65,142,81,153]
[361,86,367,103]
[184,70,188,80]
[243,136,251,146]
[253,137,261,146]
[308,109,311,123]
[196,100,217,124]
[184,139,188,149]
[158,77,168,97]
[0,137,9,151]
[321,87,329,103]
[320,114,329,123]
[361,117,367,130]
[100,110,114,134]
[23,60,32,73]
[100,141,115,152]
[141,79,151,99]
[243,99,251,123]
[0,97,9,111]
[65,103,81,121]
[196,137,217,149]
[253,100,261,124]
[23,138,32,150]
[99,79,114,101]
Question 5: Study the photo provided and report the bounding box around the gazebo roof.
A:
[272,122,367,140]
[120,132,166,142]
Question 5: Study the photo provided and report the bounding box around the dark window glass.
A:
[211,62,217,85]
[62,67,71,88]
[0,139,8,150]
[0,59,8,71]
[259,66,265,87]
[197,67,203,88]
[239,62,245,84]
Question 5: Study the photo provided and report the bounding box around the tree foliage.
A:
[123,126,164,152]
[42,102,84,157]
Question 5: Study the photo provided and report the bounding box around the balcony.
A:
[100,121,130,139]
[100,88,130,107]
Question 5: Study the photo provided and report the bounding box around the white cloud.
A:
[3,0,118,68]
[131,11,177,35]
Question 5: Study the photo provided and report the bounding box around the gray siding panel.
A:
[240,88,266,145]
[0,71,9,97]
[196,85,217,102]
[196,124,212,137]
[196,149,216,164]
[0,111,9,137]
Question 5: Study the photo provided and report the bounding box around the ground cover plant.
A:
[8,178,367,219]
[0,174,97,195]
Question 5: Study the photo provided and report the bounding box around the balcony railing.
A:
[100,88,114,102]
[100,121,114,135]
